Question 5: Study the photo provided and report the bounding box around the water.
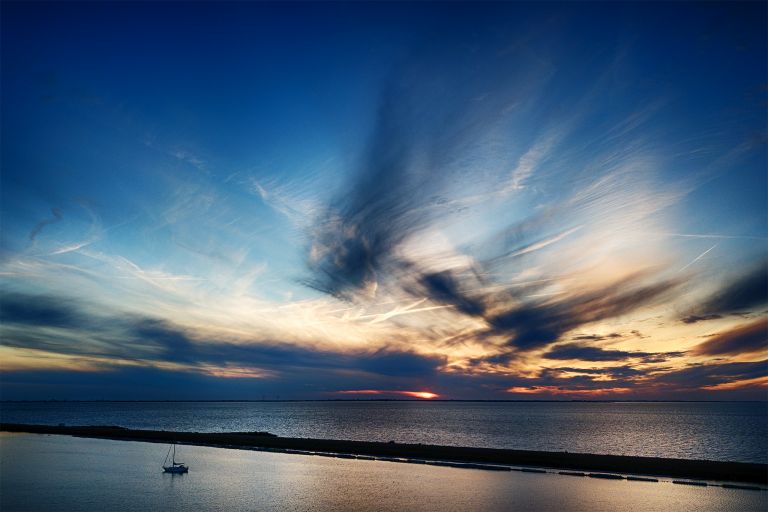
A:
[2,401,766,463]
[1,433,765,512]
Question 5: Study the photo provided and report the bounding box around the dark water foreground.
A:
[3,433,765,512]
[3,423,766,485]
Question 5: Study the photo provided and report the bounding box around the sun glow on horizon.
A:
[336,390,440,399]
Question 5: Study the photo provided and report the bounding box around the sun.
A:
[401,391,439,400]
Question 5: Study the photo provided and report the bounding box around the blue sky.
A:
[1,2,766,400]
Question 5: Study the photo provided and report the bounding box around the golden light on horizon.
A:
[400,391,440,399]
[336,390,440,399]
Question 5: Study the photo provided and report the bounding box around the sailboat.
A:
[162,442,189,473]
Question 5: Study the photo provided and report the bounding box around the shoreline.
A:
[2,423,766,485]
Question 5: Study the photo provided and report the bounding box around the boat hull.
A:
[163,466,189,474]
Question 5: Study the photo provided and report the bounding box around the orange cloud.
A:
[506,386,632,397]
[702,375,768,391]
[197,364,275,379]
[693,318,768,356]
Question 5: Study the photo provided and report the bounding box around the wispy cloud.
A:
[28,208,63,243]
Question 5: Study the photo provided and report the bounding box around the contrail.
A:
[678,243,718,273]
[657,232,767,241]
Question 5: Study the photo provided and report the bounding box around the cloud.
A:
[419,271,486,316]
[298,19,689,376]
[486,274,679,350]
[571,333,622,341]
[130,318,199,363]
[542,343,653,362]
[649,360,768,391]
[640,351,686,364]
[415,269,678,353]
[305,34,545,299]
[306,81,433,297]
[302,59,685,360]
[0,292,83,328]
[681,314,722,324]
[693,319,768,356]
[122,316,447,380]
[0,291,450,386]
[554,365,647,378]
[358,349,446,377]
[685,261,768,321]
[0,366,279,401]
[0,288,762,400]
[506,385,633,397]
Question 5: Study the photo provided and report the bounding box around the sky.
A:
[1,1,766,400]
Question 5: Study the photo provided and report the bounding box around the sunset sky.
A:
[1,2,766,400]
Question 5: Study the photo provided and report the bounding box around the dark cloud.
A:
[3,289,762,400]
[1,367,229,401]
[553,367,608,375]
[0,366,348,401]
[542,343,686,363]
[305,78,459,297]
[681,314,723,324]
[487,276,679,350]
[301,25,683,360]
[0,292,83,328]
[640,351,686,364]
[305,33,547,299]
[649,360,768,391]
[554,365,646,378]
[359,350,446,377]
[0,292,448,384]
[412,275,676,355]
[126,317,448,380]
[597,365,647,378]
[693,319,768,356]
[571,333,622,341]
[480,352,518,365]
[419,271,486,316]
[542,343,653,362]
[307,79,426,297]
[130,318,198,363]
[685,261,768,322]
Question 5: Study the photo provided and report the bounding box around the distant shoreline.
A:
[3,423,766,485]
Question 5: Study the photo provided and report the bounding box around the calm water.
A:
[1,433,765,512]
[1,401,766,463]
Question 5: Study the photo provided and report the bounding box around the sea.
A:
[2,400,766,463]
